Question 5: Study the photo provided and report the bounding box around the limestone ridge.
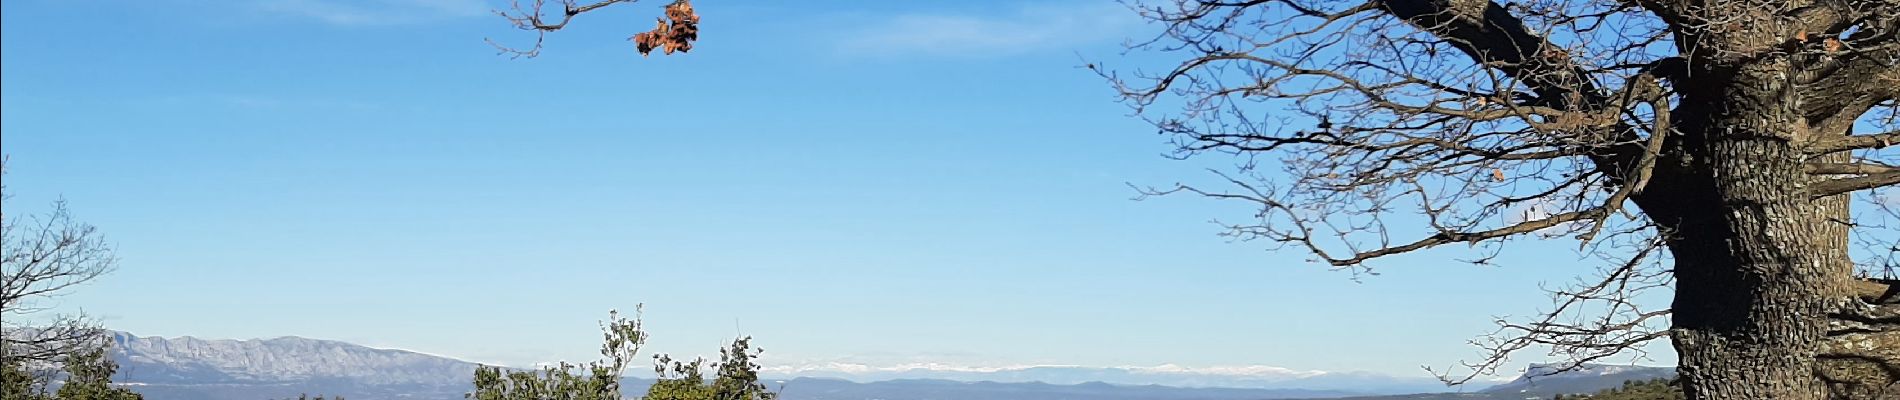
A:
[1479,363,1676,397]
[105,331,477,386]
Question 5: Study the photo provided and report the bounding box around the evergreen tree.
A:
[51,345,140,400]
[1567,378,1686,400]
[2,354,51,400]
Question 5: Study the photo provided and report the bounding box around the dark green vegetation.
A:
[1554,378,1684,400]
[2,341,144,400]
[641,338,776,400]
[466,309,777,400]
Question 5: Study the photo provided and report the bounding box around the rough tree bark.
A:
[1642,4,1900,398]
[1643,107,1852,399]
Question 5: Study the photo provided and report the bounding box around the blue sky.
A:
[1,0,1672,380]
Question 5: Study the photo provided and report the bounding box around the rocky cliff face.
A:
[107,331,478,386]
[1479,363,1675,397]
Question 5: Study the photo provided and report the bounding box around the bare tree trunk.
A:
[1660,143,1844,400]
[1642,68,1857,399]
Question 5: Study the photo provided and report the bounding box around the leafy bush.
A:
[467,307,776,400]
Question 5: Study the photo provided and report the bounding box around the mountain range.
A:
[92,331,1671,400]
[759,363,1457,394]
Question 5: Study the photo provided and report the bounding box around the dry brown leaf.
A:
[632,0,699,57]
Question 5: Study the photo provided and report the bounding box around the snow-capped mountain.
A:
[761,362,1454,394]
[1480,363,1675,397]
[106,331,479,386]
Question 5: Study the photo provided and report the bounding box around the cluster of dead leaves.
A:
[1795,30,1845,52]
[631,0,698,56]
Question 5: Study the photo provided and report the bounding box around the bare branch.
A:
[1809,162,1900,175]
[1813,171,1900,199]
[488,0,698,58]
[1,159,119,364]
[1432,235,1674,385]
[1577,75,1672,247]
[1811,129,1900,155]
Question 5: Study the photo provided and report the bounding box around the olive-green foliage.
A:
[52,345,142,400]
[1554,378,1684,400]
[643,338,776,400]
[1,342,143,400]
[467,309,640,400]
[466,307,775,400]
[3,352,52,400]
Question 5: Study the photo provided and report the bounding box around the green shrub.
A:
[467,307,775,400]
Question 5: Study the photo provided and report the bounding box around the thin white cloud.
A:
[833,2,1141,58]
[252,0,488,26]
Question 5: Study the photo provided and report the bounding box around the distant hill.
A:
[768,364,1453,394]
[1298,394,1530,400]
[1275,363,1678,400]
[94,331,1667,400]
[103,331,477,400]
[756,377,1363,400]
[96,331,1365,400]
[108,331,477,386]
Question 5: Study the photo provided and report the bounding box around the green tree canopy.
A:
[467,307,776,400]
